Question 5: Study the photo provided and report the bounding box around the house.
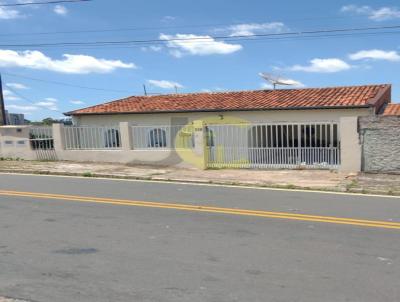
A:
[62,84,392,171]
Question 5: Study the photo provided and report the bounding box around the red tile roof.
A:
[383,103,400,116]
[66,84,391,116]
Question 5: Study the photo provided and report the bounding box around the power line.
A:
[5,85,64,115]
[0,0,91,7]
[2,72,133,93]
[0,24,399,48]
[0,16,368,37]
[14,30,396,51]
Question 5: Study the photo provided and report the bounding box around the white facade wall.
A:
[73,108,372,126]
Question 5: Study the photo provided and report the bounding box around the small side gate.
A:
[206,122,340,169]
[29,127,57,160]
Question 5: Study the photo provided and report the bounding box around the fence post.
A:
[339,116,361,173]
[52,123,64,151]
[193,120,207,170]
[119,122,132,151]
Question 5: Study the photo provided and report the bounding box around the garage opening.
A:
[206,122,340,169]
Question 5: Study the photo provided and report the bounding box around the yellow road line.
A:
[1,172,399,199]
[0,190,399,230]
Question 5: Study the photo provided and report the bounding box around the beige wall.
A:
[0,126,36,160]
[73,108,373,126]
[339,116,362,173]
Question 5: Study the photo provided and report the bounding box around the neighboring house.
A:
[5,110,25,125]
[382,103,400,116]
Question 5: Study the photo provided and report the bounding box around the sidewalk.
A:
[0,160,399,196]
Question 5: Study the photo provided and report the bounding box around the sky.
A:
[0,0,399,121]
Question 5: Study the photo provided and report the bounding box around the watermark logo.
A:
[175,115,251,169]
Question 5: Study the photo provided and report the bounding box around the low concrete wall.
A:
[56,149,194,168]
[359,116,400,173]
[0,126,36,160]
[0,124,200,169]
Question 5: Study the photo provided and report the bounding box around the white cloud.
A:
[54,5,68,16]
[0,6,22,19]
[35,98,58,111]
[349,49,400,61]
[226,22,286,37]
[341,5,371,14]
[370,7,400,20]
[0,50,136,74]
[3,89,12,96]
[6,83,29,90]
[3,89,21,101]
[35,101,56,107]
[341,5,400,21]
[6,104,37,111]
[70,100,85,105]
[44,97,58,102]
[148,80,183,89]
[160,33,242,57]
[201,87,226,93]
[288,58,352,73]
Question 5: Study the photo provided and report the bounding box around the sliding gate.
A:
[206,122,340,169]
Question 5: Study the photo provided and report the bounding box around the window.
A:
[105,129,121,148]
[148,128,167,148]
[205,127,215,147]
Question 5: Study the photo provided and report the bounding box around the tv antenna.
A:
[259,72,296,90]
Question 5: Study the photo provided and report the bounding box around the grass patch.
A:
[0,157,22,161]
[283,184,297,190]
[82,172,94,177]
[346,179,358,191]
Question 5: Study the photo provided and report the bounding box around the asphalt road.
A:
[0,173,399,302]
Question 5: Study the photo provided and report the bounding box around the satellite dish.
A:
[259,72,296,90]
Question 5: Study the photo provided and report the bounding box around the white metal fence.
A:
[63,125,121,150]
[206,122,340,169]
[131,125,194,150]
[29,127,54,150]
[56,122,340,169]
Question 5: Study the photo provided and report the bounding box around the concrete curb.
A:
[1,168,399,197]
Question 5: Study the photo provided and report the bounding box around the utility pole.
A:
[0,73,6,125]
